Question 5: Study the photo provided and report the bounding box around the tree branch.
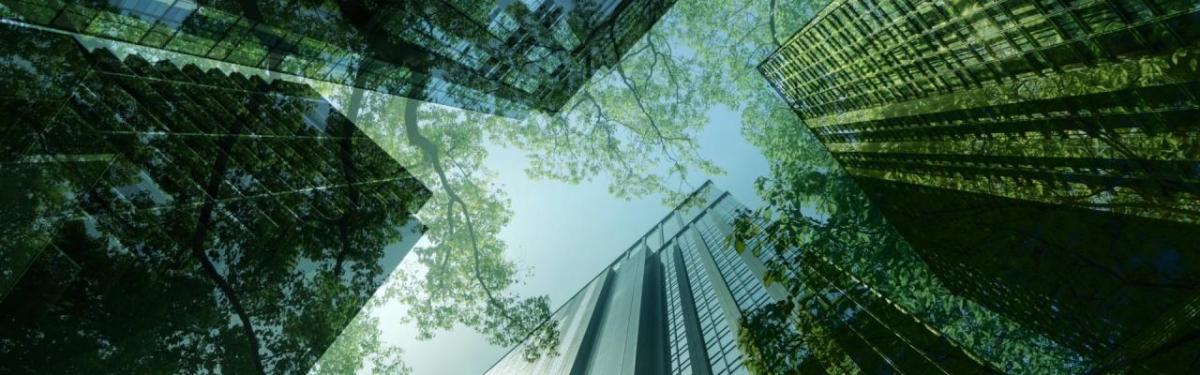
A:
[188,88,267,375]
[399,100,529,334]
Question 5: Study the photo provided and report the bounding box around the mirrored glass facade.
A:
[0,0,677,117]
[779,250,1001,374]
[760,0,1200,371]
[486,182,763,375]
[0,22,429,374]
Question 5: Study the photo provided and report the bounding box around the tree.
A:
[490,24,724,203]
[329,82,564,362]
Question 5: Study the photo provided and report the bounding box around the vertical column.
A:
[687,227,742,330]
[669,244,713,375]
[577,244,649,375]
[570,269,617,375]
[635,250,669,374]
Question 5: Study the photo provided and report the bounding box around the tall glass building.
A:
[0,23,428,374]
[0,0,677,116]
[759,0,1200,371]
[484,182,992,374]
[485,182,774,375]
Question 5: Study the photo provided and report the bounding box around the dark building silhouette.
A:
[0,22,429,374]
[0,0,677,117]
[778,250,999,374]
[760,0,1200,371]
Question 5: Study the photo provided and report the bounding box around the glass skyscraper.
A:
[0,0,677,117]
[485,182,993,374]
[485,182,775,375]
[0,23,428,374]
[759,0,1200,371]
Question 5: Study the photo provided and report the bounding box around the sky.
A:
[372,104,770,375]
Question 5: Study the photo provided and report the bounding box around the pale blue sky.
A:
[376,104,770,375]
